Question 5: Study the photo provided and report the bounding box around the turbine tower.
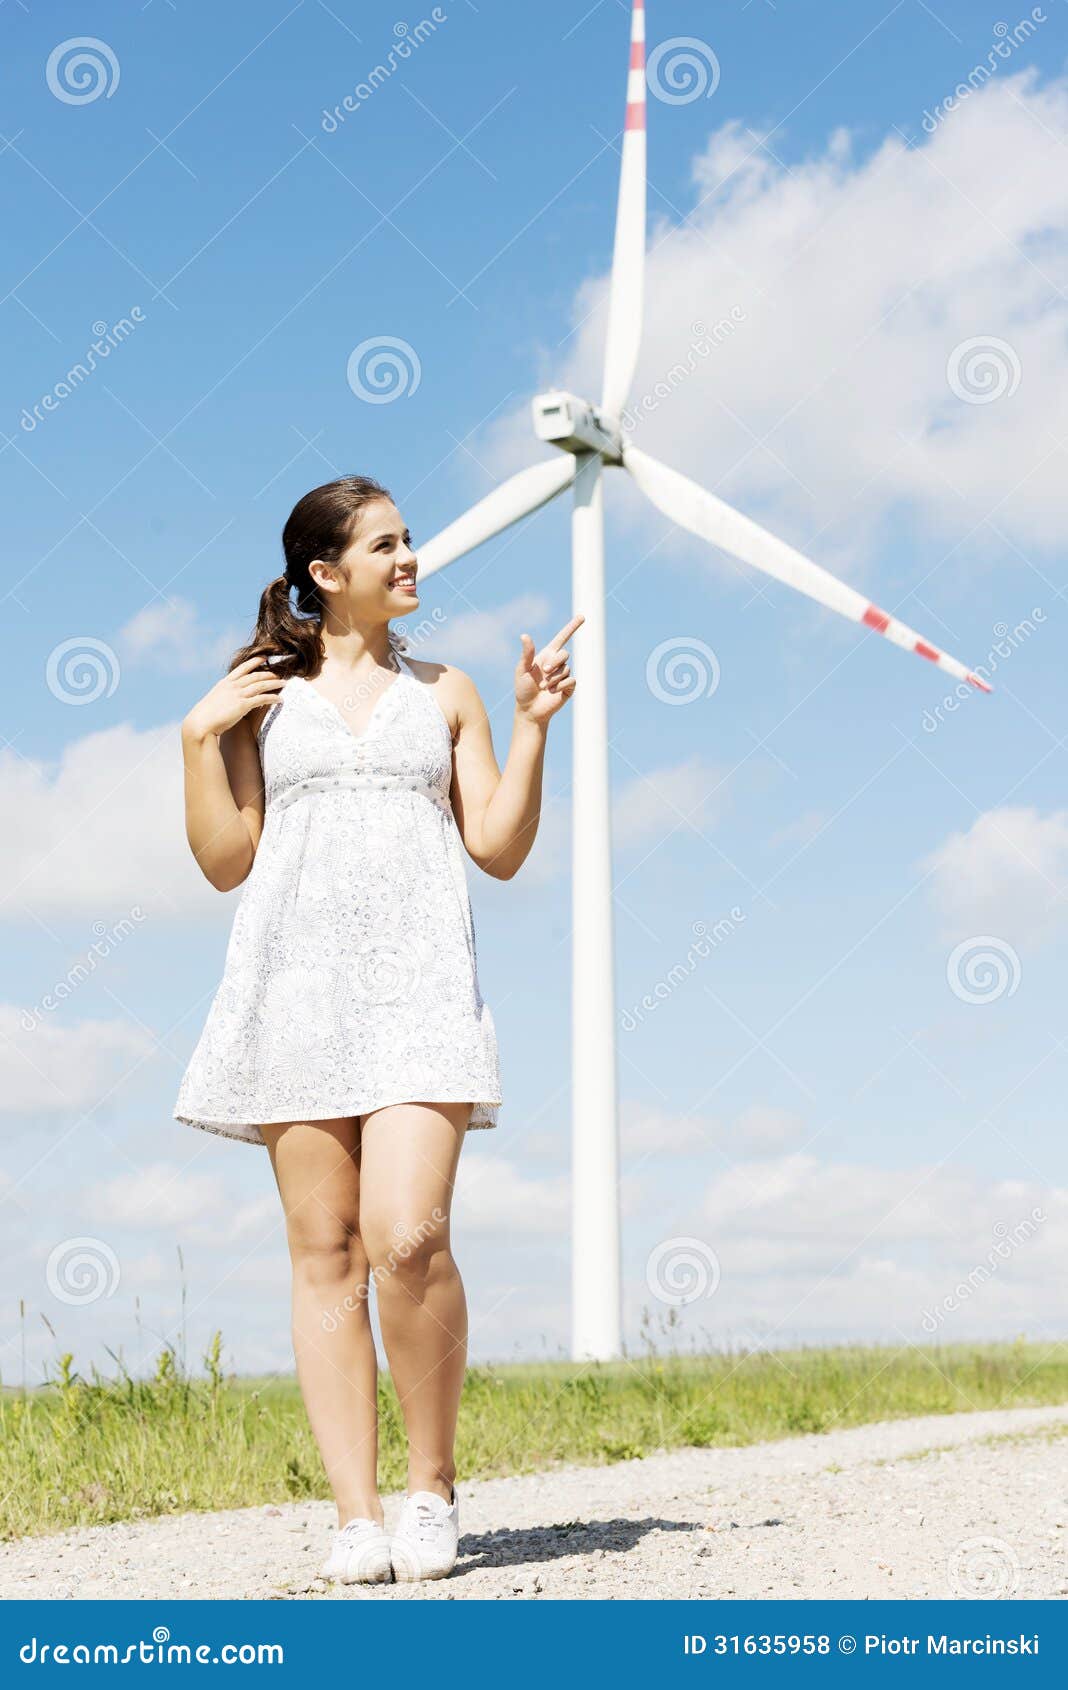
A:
[417,0,987,1362]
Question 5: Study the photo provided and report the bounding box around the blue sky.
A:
[2,0,1067,1382]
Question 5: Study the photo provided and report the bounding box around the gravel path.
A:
[4,1405,1066,1601]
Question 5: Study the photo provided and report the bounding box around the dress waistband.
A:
[269,772,452,815]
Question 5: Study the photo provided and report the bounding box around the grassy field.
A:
[2,1333,1066,1540]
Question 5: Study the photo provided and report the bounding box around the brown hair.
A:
[230,474,393,677]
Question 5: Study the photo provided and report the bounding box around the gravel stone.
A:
[2,1405,1065,1601]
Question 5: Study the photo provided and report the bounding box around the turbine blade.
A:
[417,457,577,578]
[601,0,646,421]
[624,447,991,692]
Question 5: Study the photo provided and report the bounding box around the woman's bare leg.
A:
[260,1117,382,1527]
[358,1101,469,1503]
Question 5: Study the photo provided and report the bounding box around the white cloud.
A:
[87,1162,229,1229]
[230,1252,291,1289]
[697,1152,1065,1301]
[0,722,228,922]
[421,594,553,667]
[455,1152,569,1235]
[622,1101,805,1157]
[503,754,726,880]
[768,811,828,852]
[0,1007,155,1114]
[227,1194,286,1244]
[485,72,1068,589]
[84,1168,285,1250]
[729,1104,806,1155]
[119,1250,170,1285]
[622,1102,714,1156]
[627,1148,1066,1343]
[924,804,1068,944]
[117,598,242,674]
[612,755,727,849]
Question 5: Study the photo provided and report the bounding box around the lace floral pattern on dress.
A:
[173,639,501,1144]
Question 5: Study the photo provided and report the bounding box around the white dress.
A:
[173,635,502,1144]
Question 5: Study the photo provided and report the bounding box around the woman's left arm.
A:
[450,615,583,880]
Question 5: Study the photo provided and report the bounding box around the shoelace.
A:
[401,1500,451,1538]
[337,1517,381,1543]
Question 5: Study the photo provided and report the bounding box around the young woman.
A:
[174,474,580,1584]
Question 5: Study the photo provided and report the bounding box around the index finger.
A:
[547,613,585,650]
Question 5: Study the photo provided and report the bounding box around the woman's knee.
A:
[361,1213,452,1285]
[287,1216,369,1290]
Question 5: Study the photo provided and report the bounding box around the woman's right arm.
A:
[181,657,286,891]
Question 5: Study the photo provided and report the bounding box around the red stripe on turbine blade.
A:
[914,641,941,664]
[630,42,645,68]
[968,673,992,693]
[625,100,646,130]
[862,604,890,633]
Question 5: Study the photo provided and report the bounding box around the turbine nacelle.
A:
[532,390,622,464]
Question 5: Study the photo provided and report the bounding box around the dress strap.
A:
[388,629,414,677]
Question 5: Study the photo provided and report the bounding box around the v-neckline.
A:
[296,662,405,746]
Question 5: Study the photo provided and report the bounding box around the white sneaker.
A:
[321,1517,392,1584]
[390,1487,459,1582]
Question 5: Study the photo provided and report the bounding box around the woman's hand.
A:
[182,655,287,741]
[514,615,584,726]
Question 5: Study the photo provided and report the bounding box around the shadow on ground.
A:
[454,1516,701,1575]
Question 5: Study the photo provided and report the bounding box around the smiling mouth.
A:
[390,574,418,592]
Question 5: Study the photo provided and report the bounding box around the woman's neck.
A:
[318,618,395,673]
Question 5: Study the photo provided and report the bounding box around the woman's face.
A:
[317,498,420,626]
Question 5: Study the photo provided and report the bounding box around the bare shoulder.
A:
[236,701,272,743]
[403,655,483,737]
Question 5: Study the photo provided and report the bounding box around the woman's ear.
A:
[308,558,339,595]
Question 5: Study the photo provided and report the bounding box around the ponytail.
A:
[229,474,393,678]
[230,573,322,678]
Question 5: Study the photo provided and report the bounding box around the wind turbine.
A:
[417,0,989,1363]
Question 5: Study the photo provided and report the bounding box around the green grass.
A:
[2,1332,1066,1541]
